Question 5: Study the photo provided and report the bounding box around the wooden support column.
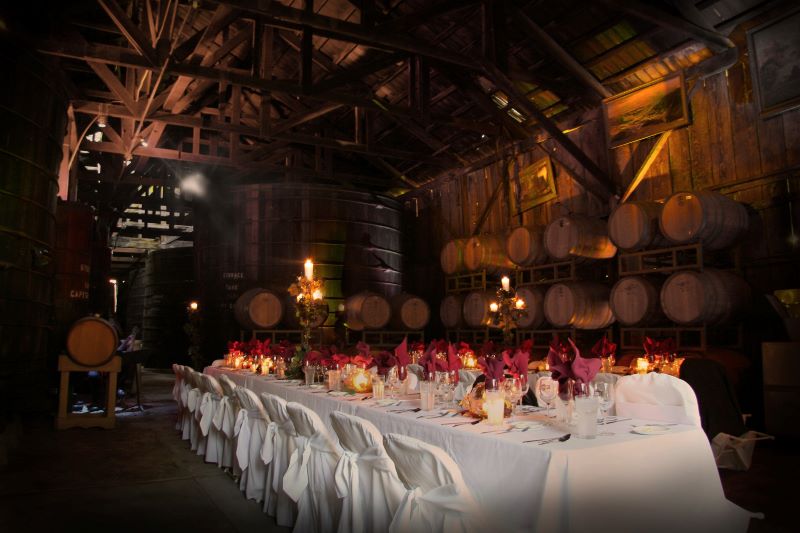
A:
[620,131,673,203]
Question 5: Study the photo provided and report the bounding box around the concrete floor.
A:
[0,370,289,533]
[0,369,794,532]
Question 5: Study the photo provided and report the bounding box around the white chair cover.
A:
[184,368,203,449]
[261,393,297,527]
[330,412,406,533]
[283,402,343,533]
[615,373,702,426]
[172,364,184,431]
[383,433,486,533]
[407,364,425,382]
[234,387,270,501]
[199,374,225,464]
[180,366,195,440]
[213,374,239,470]
[453,369,478,402]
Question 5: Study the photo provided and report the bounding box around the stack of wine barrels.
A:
[506,226,548,266]
[660,269,751,325]
[660,191,749,249]
[608,201,667,251]
[544,215,617,261]
[544,282,615,329]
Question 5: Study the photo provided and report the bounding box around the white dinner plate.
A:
[511,421,545,430]
[309,384,325,389]
[631,425,671,435]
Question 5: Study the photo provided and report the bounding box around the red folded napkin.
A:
[502,349,529,378]
[356,341,371,357]
[591,335,617,359]
[352,354,374,369]
[446,343,463,372]
[332,353,351,367]
[375,350,398,376]
[305,350,323,365]
[395,337,410,367]
[546,337,600,386]
[478,356,505,383]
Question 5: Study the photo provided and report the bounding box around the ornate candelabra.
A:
[288,259,326,350]
[488,275,527,346]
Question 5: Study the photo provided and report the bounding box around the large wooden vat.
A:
[440,294,464,329]
[142,247,195,366]
[390,293,430,330]
[660,269,751,325]
[440,239,466,275]
[516,286,546,329]
[123,266,146,331]
[506,226,548,266]
[53,202,92,325]
[610,276,664,326]
[544,282,615,329]
[659,191,749,250]
[0,37,68,409]
[463,290,495,328]
[234,288,283,330]
[543,216,617,261]
[66,317,118,367]
[346,291,392,331]
[608,201,666,251]
[194,184,402,354]
[463,234,513,274]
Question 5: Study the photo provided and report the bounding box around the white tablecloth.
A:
[207,367,754,533]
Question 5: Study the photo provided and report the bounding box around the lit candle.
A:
[636,357,649,374]
[484,390,505,426]
[515,298,525,309]
[312,289,322,300]
[352,370,370,392]
[296,293,303,301]
[501,276,510,292]
[489,302,499,313]
[304,259,314,280]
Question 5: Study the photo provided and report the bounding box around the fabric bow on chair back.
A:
[183,367,202,447]
[330,412,406,533]
[615,373,701,426]
[211,374,240,470]
[383,433,486,533]
[172,364,185,431]
[284,402,343,533]
[234,386,271,501]
[198,374,225,465]
[261,393,297,527]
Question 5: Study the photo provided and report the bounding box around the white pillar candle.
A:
[304,259,314,280]
[501,276,510,292]
[485,390,505,426]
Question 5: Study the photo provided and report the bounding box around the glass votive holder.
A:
[419,380,436,410]
[303,365,315,386]
[484,389,505,426]
[372,375,385,400]
[574,395,599,439]
[327,369,341,391]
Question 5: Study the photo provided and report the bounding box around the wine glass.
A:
[518,374,530,413]
[448,370,460,407]
[536,376,557,418]
[386,367,400,399]
[594,381,614,424]
[503,377,521,415]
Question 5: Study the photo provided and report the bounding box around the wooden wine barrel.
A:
[506,226,548,266]
[440,239,467,275]
[234,288,284,330]
[543,215,617,261]
[516,286,546,329]
[660,269,751,325]
[463,234,513,274]
[659,191,749,250]
[463,290,495,328]
[608,201,667,251]
[283,299,330,329]
[544,282,615,329]
[440,294,464,329]
[346,291,392,331]
[610,276,664,326]
[390,293,430,330]
[66,317,118,367]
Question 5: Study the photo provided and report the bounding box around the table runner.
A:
[206,367,753,533]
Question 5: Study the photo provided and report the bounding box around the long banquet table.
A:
[206,366,754,533]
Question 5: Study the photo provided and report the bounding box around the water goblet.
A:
[536,376,557,418]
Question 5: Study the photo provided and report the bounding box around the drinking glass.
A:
[536,377,557,418]
[372,375,386,400]
[303,364,314,386]
[448,370,460,407]
[594,382,614,424]
[574,394,599,439]
[386,367,400,399]
[503,377,521,414]
[518,374,530,413]
[419,380,436,410]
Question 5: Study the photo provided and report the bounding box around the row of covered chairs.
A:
[171,365,485,533]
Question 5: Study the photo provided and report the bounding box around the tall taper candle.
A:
[501,276,510,292]
[304,259,314,280]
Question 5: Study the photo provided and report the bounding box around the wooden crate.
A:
[617,242,741,277]
[445,271,488,293]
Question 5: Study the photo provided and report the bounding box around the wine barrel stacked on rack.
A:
[660,269,751,325]
[660,191,749,249]
[610,276,664,326]
[234,288,284,330]
[544,282,615,330]
[440,239,467,275]
[608,201,667,251]
[544,215,617,261]
[463,234,513,274]
[506,226,549,266]
[390,293,430,330]
[440,294,464,329]
[345,291,392,331]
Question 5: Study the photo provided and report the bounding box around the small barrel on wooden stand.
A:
[346,291,392,330]
[608,201,667,251]
[506,226,549,266]
[440,294,464,329]
[440,239,467,275]
[66,316,119,367]
[660,269,751,325]
[544,282,615,329]
[609,276,664,326]
[390,293,430,330]
[234,288,284,330]
[659,191,749,250]
[463,290,496,328]
[544,215,617,261]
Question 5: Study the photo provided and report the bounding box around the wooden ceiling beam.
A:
[376,0,479,33]
[96,0,159,64]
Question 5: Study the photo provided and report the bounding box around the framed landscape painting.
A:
[508,156,557,214]
[603,73,689,148]
[747,8,800,117]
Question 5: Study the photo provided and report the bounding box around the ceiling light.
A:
[97,113,107,128]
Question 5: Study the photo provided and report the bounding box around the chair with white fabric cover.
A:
[193,373,213,456]
[178,365,193,439]
[615,373,702,426]
[260,393,297,527]
[283,402,343,533]
[213,374,239,470]
[330,412,406,533]
[406,364,425,382]
[383,433,486,533]
[183,367,203,449]
[198,374,225,464]
[172,364,184,431]
[454,369,478,402]
[234,386,271,501]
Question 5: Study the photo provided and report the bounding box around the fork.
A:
[524,433,570,444]
[388,408,422,414]
[442,419,481,427]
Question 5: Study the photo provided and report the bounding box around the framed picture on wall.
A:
[508,156,557,214]
[747,8,800,118]
[603,72,689,148]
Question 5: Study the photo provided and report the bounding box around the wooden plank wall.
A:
[404,21,800,310]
